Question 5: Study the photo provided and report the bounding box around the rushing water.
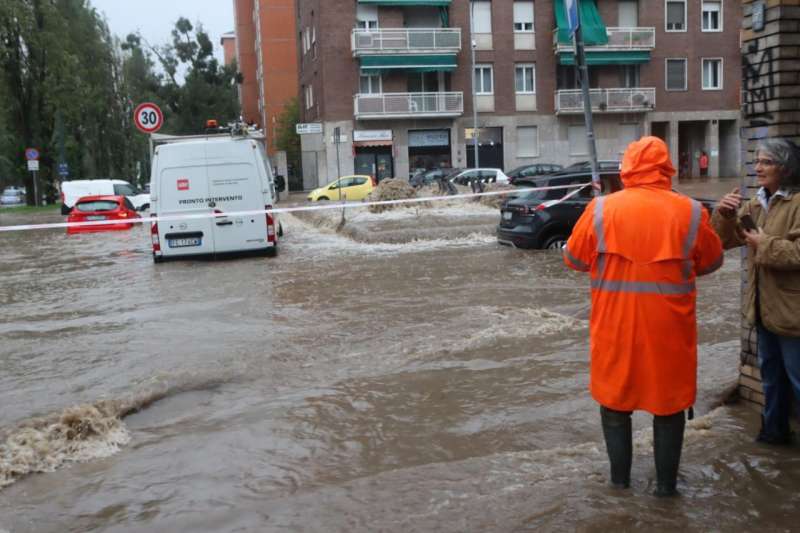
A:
[1,183,798,532]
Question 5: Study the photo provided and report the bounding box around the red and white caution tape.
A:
[0,182,591,233]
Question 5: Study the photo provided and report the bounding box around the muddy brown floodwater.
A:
[0,180,798,532]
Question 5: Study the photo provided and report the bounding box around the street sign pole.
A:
[566,0,601,197]
[32,169,38,207]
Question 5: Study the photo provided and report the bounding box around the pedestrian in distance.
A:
[699,151,709,177]
[712,138,800,446]
[563,136,724,496]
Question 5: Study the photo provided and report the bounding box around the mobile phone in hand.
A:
[740,214,758,232]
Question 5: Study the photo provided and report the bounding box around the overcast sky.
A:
[90,0,235,62]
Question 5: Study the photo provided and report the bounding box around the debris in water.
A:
[367,179,419,213]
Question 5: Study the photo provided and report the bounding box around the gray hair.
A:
[756,138,800,189]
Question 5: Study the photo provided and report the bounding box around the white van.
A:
[61,179,150,214]
[149,134,280,262]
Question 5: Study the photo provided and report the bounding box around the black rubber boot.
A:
[600,406,632,489]
[653,411,686,497]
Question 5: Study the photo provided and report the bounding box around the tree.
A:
[274,98,301,182]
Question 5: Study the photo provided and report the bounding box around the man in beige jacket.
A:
[712,138,800,444]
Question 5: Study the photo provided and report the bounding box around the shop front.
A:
[465,127,504,170]
[353,130,394,181]
[408,129,452,179]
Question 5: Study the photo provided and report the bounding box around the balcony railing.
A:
[352,28,461,55]
[354,92,464,119]
[554,27,656,51]
[555,88,656,114]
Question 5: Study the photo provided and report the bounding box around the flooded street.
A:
[1,181,799,532]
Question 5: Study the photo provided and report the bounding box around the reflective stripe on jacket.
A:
[563,137,724,415]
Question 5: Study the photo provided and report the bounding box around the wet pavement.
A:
[1,179,799,532]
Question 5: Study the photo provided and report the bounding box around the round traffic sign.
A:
[134,102,164,134]
[25,148,39,161]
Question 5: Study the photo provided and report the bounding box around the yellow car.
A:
[307,175,376,202]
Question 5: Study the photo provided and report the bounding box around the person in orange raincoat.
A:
[563,136,724,497]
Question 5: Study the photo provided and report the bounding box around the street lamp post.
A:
[469,0,480,169]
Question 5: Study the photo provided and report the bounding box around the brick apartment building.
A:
[295,0,742,189]
[232,0,299,167]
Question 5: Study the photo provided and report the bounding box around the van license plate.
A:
[502,211,512,220]
[169,238,201,248]
[87,215,106,221]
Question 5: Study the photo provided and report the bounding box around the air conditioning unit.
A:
[355,33,375,49]
[631,91,649,107]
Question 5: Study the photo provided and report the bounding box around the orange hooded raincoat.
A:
[563,137,724,415]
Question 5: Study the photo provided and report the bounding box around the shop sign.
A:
[408,130,449,148]
[296,123,323,135]
[353,130,392,142]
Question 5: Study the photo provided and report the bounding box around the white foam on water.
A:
[344,201,498,222]
[0,404,131,489]
[281,213,496,259]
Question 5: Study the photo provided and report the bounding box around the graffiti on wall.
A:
[742,39,776,127]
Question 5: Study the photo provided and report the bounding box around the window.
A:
[665,0,686,31]
[513,2,534,32]
[702,58,722,90]
[304,85,314,109]
[113,183,136,196]
[312,26,316,43]
[303,27,312,52]
[702,1,722,31]
[665,58,687,91]
[619,65,640,88]
[472,1,492,33]
[517,126,539,157]
[474,65,493,94]
[568,125,588,155]
[356,4,378,29]
[359,74,382,94]
[515,64,535,94]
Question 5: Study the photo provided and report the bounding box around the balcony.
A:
[352,28,461,56]
[554,27,655,66]
[354,92,463,120]
[554,27,655,52]
[555,88,656,115]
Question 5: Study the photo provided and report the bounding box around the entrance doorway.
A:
[466,127,504,169]
[678,121,708,178]
[354,148,394,181]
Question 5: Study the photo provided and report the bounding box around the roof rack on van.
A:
[149,119,265,157]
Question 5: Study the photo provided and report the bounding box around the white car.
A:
[61,179,150,214]
[450,168,511,186]
[1,187,25,206]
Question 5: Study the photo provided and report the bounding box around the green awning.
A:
[554,0,608,45]
[358,0,451,5]
[360,54,457,73]
[559,50,651,65]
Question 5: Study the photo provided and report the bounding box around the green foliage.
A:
[275,98,301,178]
[0,4,242,202]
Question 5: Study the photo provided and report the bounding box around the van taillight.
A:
[151,222,161,252]
[265,205,275,243]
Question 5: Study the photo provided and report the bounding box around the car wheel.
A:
[139,204,150,212]
[153,254,164,264]
[317,196,329,201]
[543,234,568,250]
[61,204,71,215]
[278,222,284,237]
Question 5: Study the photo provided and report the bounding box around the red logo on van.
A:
[177,179,189,191]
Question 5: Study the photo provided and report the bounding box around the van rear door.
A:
[205,142,268,253]
[157,162,216,256]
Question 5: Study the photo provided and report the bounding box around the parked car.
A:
[66,195,140,234]
[450,168,511,186]
[409,167,461,188]
[561,160,621,173]
[1,187,26,206]
[307,175,376,202]
[497,171,623,249]
[61,179,150,215]
[506,163,564,185]
[498,171,716,250]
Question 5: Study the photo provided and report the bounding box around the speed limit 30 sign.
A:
[134,102,164,134]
